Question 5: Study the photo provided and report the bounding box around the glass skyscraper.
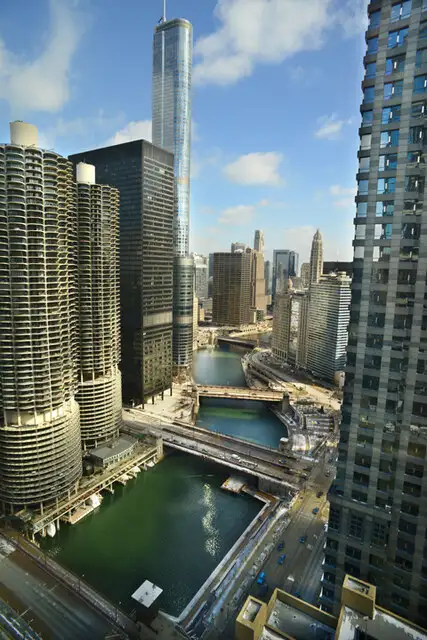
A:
[153,17,194,372]
[324,0,427,627]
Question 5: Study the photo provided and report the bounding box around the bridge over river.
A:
[196,384,284,403]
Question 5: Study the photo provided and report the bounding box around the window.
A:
[346,546,362,561]
[376,201,394,217]
[402,223,420,239]
[399,246,419,261]
[375,222,393,239]
[362,110,373,125]
[424,0,427,11]
[407,151,425,165]
[390,1,412,22]
[416,48,427,69]
[348,513,364,540]
[367,37,379,54]
[366,62,376,79]
[355,225,366,240]
[380,130,399,147]
[329,505,341,531]
[361,134,372,150]
[377,178,396,194]
[363,86,375,103]
[357,202,368,217]
[384,80,403,99]
[359,180,369,195]
[379,154,398,170]
[414,75,427,93]
[420,21,427,40]
[411,100,427,117]
[354,246,365,260]
[408,125,424,143]
[373,246,392,262]
[359,157,370,173]
[405,175,424,193]
[372,521,389,546]
[385,55,405,75]
[388,28,408,48]
[369,9,381,30]
[403,199,423,214]
[382,105,401,123]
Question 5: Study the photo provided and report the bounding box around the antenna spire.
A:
[163,0,166,21]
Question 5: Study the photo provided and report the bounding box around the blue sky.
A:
[0,0,368,264]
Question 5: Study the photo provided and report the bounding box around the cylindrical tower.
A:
[0,122,82,512]
[76,163,121,448]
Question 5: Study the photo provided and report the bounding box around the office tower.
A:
[300,262,311,288]
[309,229,323,285]
[324,1,427,626]
[192,295,198,351]
[70,141,174,407]
[323,261,353,276]
[75,163,121,449]
[193,253,208,299]
[153,14,193,373]
[272,249,299,301]
[212,252,251,326]
[272,279,308,367]
[254,229,264,253]
[208,253,214,278]
[306,272,350,383]
[231,241,247,253]
[264,260,271,295]
[0,122,82,511]
[247,248,266,313]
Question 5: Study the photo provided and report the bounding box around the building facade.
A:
[152,16,193,372]
[264,259,271,295]
[75,163,121,449]
[70,141,174,408]
[231,241,247,253]
[247,248,266,314]
[193,253,208,299]
[310,229,323,285]
[300,262,311,288]
[254,229,264,253]
[323,260,353,276]
[0,122,82,511]
[324,0,427,626]
[306,272,351,383]
[272,249,299,302]
[272,280,307,367]
[212,252,251,326]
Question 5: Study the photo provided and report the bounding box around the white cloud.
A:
[219,204,256,225]
[224,152,283,186]
[39,109,125,150]
[0,0,85,114]
[193,0,367,86]
[106,120,152,146]
[315,114,347,140]
[330,184,356,209]
[334,198,355,208]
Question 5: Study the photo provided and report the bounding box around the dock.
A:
[221,476,247,494]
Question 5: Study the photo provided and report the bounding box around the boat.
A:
[132,466,141,474]
[46,522,56,538]
[88,493,102,508]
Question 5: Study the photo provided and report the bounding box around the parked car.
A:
[257,571,266,585]
[277,542,284,551]
[312,507,319,515]
[299,536,306,544]
[316,491,323,498]
[278,554,286,565]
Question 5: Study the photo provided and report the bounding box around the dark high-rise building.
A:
[323,261,353,276]
[324,0,427,627]
[193,253,208,299]
[0,122,82,511]
[264,259,271,295]
[254,229,264,253]
[75,163,121,448]
[70,141,174,407]
[208,253,214,278]
[272,250,299,301]
[212,252,251,326]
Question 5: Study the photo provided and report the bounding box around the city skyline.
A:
[0,0,367,265]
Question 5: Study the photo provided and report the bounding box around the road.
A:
[0,541,113,639]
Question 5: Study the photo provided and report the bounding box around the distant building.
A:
[192,253,208,299]
[212,252,251,326]
[192,295,198,350]
[309,229,323,285]
[231,241,247,253]
[208,253,214,278]
[323,260,353,276]
[70,140,174,407]
[247,248,266,314]
[254,229,264,253]
[300,262,310,288]
[306,272,351,384]
[235,574,427,640]
[264,260,271,295]
[272,249,299,301]
[272,279,307,367]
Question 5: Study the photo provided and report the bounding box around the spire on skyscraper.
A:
[309,229,323,286]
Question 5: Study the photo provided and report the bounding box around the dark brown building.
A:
[212,252,251,326]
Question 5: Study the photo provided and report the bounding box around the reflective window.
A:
[411,100,427,117]
[382,105,401,123]
[408,125,424,143]
[405,175,424,193]
[366,62,376,79]
[400,246,419,261]
[355,225,366,240]
[376,201,395,216]
[373,246,392,262]
[363,86,375,103]
[375,223,393,239]
[416,48,427,69]
[367,37,379,54]
[403,199,423,214]
[362,110,373,125]
[380,130,400,147]
[385,55,405,75]
[369,9,381,30]
[379,154,398,170]
[357,202,368,217]
[384,80,403,99]
[361,134,372,150]
[388,28,408,48]
[359,157,370,173]
[420,21,427,40]
[358,179,369,195]
[354,246,365,259]
[408,151,425,164]
[390,1,412,22]
[402,223,421,239]
[414,75,427,93]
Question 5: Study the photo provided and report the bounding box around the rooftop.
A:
[131,580,163,608]
[339,605,427,640]
[267,599,335,639]
[89,437,136,461]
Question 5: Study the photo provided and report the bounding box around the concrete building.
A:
[0,122,82,512]
[300,262,310,288]
[152,14,193,373]
[272,250,299,302]
[192,295,198,351]
[208,253,214,278]
[75,163,121,449]
[247,248,266,314]
[272,280,307,367]
[309,229,323,285]
[306,272,351,384]
[192,253,208,299]
[264,259,271,295]
[212,252,251,326]
[231,241,247,253]
[235,575,427,640]
[324,0,427,627]
[254,229,264,253]
[70,141,174,408]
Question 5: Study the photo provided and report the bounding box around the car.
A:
[325,470,331,477]
[324,523,328,532]
[278,554,286,565]
[277,542,284,551]
[312,507,319,515]
[299,536,306,544]
[257,571,266,585]
[316,491,324,498]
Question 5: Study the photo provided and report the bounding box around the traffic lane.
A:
[0,553,112,640]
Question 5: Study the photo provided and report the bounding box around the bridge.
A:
[122,410,312,495]
[217,335,257,348]
[196,384,284,403]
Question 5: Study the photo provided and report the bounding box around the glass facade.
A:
[324,0,427,628]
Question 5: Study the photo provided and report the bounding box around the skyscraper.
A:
[254,229,264,253]
[264,260,271,295]
[152,13,194,373]
[70,141,174,408]
[324,0,427,626]
[309,229,323,285]
[272,250,299,301]
[0,122,82,511]
[212,252,251,326]
[75,163,121,449]
[300,262,311,288]
[247,248,266,314]
[231,241,247,253]
[193,253,208,299]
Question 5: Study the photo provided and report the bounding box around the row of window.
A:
[357,200,423,217]
[363,101,426,125]
[360,125,427,150]
[358,175,425,196]
[354,245,420,262]
[366,48,427,81]
[363,75,427,104]
[355,222,419,240]
[360,151,424,173]
[367,18,427,55]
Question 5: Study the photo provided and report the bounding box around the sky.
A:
[0,0,369,265]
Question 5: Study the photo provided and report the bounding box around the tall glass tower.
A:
[152,14,194,373]
[324,0,427,627]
